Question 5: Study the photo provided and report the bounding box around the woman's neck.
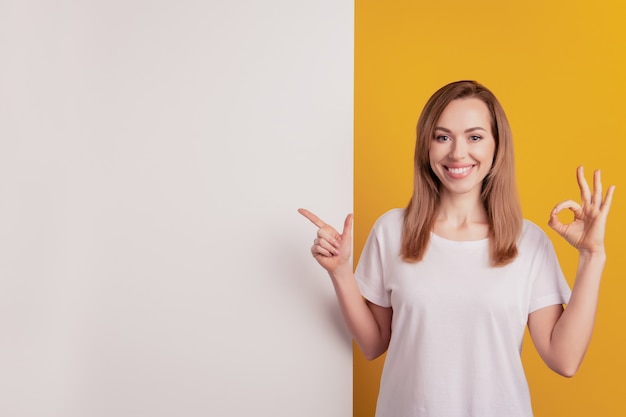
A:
[433,191,490,241]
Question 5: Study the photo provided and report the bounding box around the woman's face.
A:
[429,97,496,199]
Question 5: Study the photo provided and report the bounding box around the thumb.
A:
[548,209,568,236]
[548,214,562,232]
[341,213,353,244]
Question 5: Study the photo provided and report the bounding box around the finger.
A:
[314,237,340,256]
[577,166,592,205]
[298,208,326,228]
[552,200,583,217]
[592,169,602,207]
[318,226,341,248]
[601,184,616,214]
[311,244,333,258]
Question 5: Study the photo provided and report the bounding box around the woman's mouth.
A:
[445,165,474,178]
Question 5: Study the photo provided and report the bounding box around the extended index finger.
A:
[298,208,326,228]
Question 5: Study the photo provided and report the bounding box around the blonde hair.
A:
[402,80,522,266]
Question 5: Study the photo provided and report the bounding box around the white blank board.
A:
[0,1,353,416]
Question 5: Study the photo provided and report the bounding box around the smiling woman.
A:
[354,1,625,416]
[300,80,615,417]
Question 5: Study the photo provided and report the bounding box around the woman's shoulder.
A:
[372,208,405,229]
[520,219,553,247]
[365,208,405,240]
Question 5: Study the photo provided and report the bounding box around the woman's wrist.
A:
[578,249,607,263]
[328,262,354,282]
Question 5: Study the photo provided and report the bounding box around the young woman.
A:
[298,80,615,417]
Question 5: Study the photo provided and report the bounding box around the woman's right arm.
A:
[299,209,392,360]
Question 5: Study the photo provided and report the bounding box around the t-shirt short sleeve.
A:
[354,215,394,308]
[525,221,572,313]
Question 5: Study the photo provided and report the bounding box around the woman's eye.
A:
[469,135,482,142]
[435,135,450,142]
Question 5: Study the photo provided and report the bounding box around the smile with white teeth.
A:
[447,166,473,175]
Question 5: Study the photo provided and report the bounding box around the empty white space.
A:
[0,1,353,416]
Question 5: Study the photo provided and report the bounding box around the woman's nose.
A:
[449,139,467,160]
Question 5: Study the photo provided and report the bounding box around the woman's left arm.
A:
[528,166,615,377]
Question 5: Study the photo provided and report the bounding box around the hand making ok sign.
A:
[548,166,615,254]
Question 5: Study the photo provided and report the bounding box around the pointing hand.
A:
[298,208,353,274]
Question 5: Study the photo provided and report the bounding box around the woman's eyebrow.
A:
[434,126,487,133]
[464,127,487,133]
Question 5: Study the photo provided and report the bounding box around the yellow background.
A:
[354,1,626,416]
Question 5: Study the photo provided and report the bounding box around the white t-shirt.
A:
[355,209,571,417]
